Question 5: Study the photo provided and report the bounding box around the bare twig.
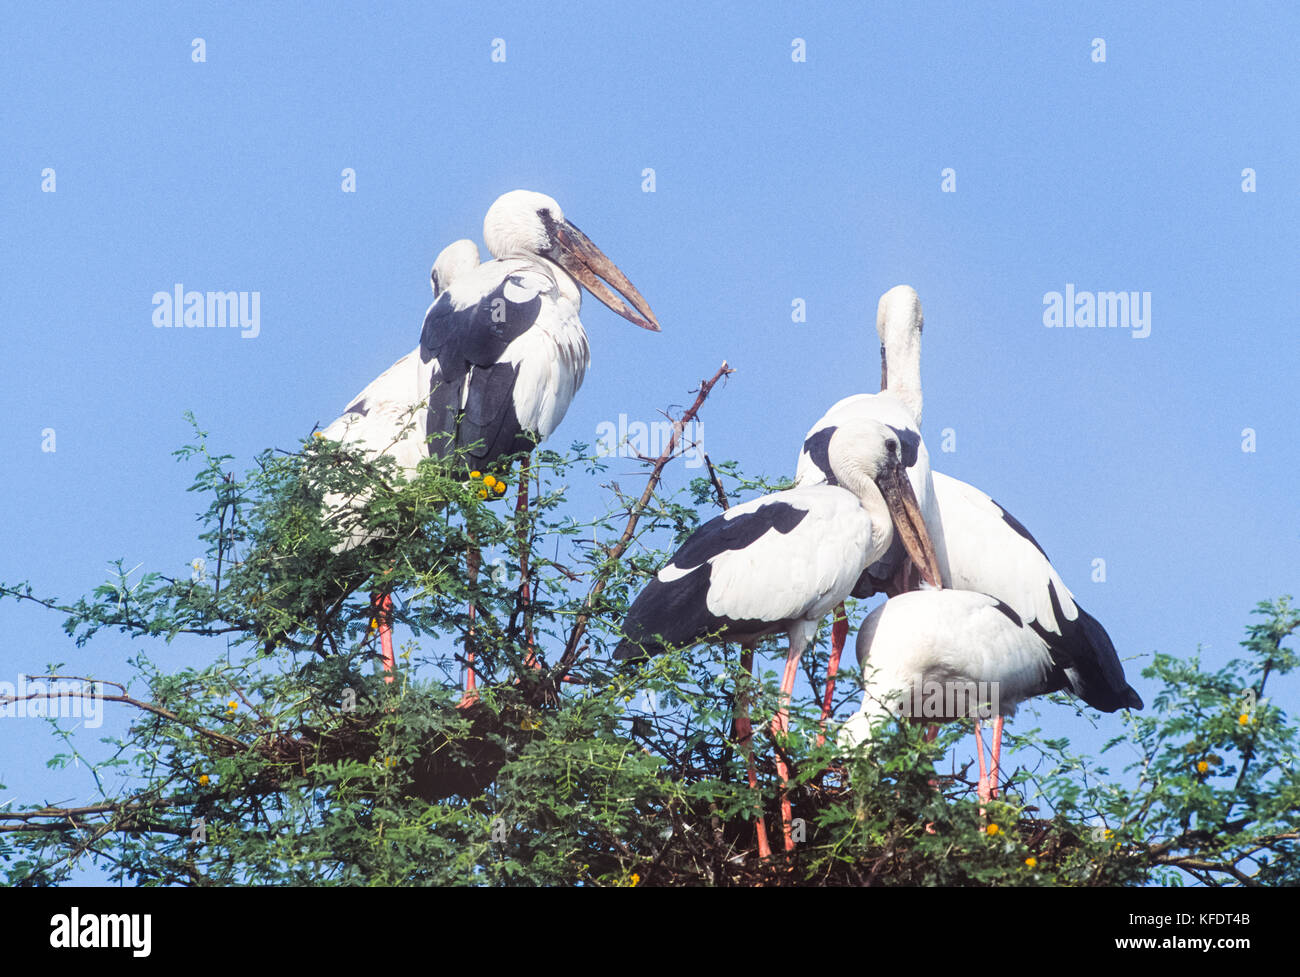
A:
[553,362,733,681]
[0,683,245,750]
[703,453,730,511]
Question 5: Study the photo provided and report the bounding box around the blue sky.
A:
[1,4,1296,876]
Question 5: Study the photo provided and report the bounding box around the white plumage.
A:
[320,238,480,470]
[930,472,1074,638]
[840,590,1065,748]
[654,485,878,631]
[323,190,658,479]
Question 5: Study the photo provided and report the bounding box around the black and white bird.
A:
[420,189,659,470]
[616,417,944,850]
[319,239,482,678]
[616,416,942,669]
[840,588,1140,799]
[324,190,659,476]
[835,286,1142,800]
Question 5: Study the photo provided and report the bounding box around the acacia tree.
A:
[1,365,1296,886]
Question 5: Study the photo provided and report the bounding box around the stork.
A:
[616,418,944,855]
[420,189,659,469]
[793,285,946,723]
[834,285,1142,800]
[322,191,660,689]
[839,587,1142,802]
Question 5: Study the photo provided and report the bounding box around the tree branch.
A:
[553,362,733,681]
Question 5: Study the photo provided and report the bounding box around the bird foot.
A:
[456,689,480,710]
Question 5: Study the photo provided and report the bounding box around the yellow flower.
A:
[1196,760,1209,774]
[313,431,325,439]
[494,482,506,494]
[478,488,489,499]
[1024,856,1037,868]
[226,700,238,714]
[1239,713,1251,725]
[986,824,1000,836]
[630,872,641,886]
[198,774,210,787]
[483,475,497,489]
[469,471,482,480]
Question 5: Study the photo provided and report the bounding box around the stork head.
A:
[483,190,660,331]
[876,285,923,346]
[827,418,943,589]
[430,239,481,297]
[876,285,924,422]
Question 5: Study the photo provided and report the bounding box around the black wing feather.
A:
[615,501,810,660]
[419,272,545,467]
[1030,582,1143,712]
[460,360,533,464]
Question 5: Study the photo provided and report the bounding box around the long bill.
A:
[552,220,661,331]
[877,461,944,588]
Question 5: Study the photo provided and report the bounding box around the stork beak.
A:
[877,459,943,589]
[551,220,661,331]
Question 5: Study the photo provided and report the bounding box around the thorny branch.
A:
[0,674,245,750]
[552,361,733,682]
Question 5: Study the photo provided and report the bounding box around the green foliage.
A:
[0,420,1295,886]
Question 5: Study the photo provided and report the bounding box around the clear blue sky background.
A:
[2,4,1296,880]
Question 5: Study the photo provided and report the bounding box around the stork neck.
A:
[881,336,923,427]
[834,463,895,556]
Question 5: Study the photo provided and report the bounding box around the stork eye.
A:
[885,439,898,453]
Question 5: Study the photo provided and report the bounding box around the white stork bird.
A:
[834,286,1142,801]
[792,285,947,721]
[421,189,659,468]
[616,417,944,854]
[840,586,1142,801]
[323,190,660,685]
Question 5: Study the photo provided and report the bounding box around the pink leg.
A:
[921,723,941,830]
[457,548,480,709]
[987,715,1003,801]
[770,642,805,852]
[816,604,849,745]
[371,591,395,684]
[975,719,990,805]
